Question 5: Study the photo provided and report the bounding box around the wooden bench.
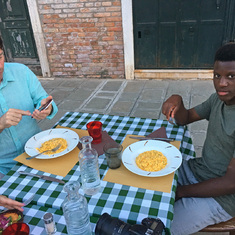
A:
[200,217,235,234]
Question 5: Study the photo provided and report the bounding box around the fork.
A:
[26,144,61,160]
[169,116,177,125]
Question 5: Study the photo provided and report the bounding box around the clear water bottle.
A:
[78,136,101,195]
[62,181,92,235]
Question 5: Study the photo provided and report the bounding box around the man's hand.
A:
[0,109,31,131]
[162,95,201,125]
[162,95,183,121]
[0,195,24,212]
[32,96,53,120]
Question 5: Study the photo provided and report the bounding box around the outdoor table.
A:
[0,112,195,234]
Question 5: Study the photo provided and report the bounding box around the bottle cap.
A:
[43,212,53,224]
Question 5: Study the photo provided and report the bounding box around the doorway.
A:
[0,0,42,75]
[133,0,235,69]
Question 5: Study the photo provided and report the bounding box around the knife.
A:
[18,171,65,184]
[129,136,175,141]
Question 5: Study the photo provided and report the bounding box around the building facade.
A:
[0,0,132,79]
[37,0,126,79]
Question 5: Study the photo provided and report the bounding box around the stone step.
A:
[135,69,213,80]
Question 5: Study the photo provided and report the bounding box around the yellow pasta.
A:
[135,150,167,172]
[37,138,67,155]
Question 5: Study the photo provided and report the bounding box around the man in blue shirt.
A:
[0,36,58,175]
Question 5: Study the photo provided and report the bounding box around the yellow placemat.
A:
[103,135,181,193]
[14,126,88,177]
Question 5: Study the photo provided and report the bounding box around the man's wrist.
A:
[0,121,4,132]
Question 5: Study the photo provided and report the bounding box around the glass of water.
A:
[103,142,123,169]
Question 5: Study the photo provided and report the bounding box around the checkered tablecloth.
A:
[0,112,195,234]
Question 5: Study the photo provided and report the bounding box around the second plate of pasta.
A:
[24,128,79,159]
[122,140,182,177]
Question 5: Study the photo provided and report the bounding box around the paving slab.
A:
[131,110,161,119]
[123,81,146,92]
[41,78,64,89]
[50,89,74,105]
[101,80,124,91]
[96,92,117,98]
[139,89,165,101]
[82,97,112,110]
[110,100,136,113]
[143,80,168,89]
[117,92,140,101]
[135,101,162,110]
[58,100,84,111]
[59,79,84,88]
[80,79,104,90]
[66,88,95,101]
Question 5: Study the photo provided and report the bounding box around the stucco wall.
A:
[37,0,125,78]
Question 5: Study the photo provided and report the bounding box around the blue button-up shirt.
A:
[0,63,58,174]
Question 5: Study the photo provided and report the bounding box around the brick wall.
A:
[37,0,125,79]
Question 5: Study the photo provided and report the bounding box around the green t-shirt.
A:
[188,93,235,217]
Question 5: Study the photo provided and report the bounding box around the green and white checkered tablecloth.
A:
[0,112,195,234]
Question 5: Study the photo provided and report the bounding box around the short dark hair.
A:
[214,43,235,62]
[0,36,3,50]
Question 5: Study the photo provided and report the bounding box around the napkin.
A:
[14,126,86,177]
[103,127,181,193]
[77,131,118,156]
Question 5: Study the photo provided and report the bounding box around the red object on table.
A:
[2,223,30,235]
[86,121,103,144]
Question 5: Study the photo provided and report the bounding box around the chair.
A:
[200,217,235,234]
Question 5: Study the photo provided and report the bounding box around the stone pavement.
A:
[38,78,215,159]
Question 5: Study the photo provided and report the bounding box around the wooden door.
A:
[0,0,41,75]
[133,0,235,69]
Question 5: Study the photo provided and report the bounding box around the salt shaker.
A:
[43,212,57,235]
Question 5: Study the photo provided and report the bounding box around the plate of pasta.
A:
[122,140,182,177]
[24,128,79,159]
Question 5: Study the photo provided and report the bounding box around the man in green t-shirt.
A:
[162,43,235,234]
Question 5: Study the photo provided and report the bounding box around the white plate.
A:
[24,128,79,159]
[122,140,182,177]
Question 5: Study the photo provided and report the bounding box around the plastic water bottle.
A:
[62,181,92,235]
[78,136,101,195]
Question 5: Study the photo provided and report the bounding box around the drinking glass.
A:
[2,223,30,235]
[86,121,102,144]
[103,142,123,169]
